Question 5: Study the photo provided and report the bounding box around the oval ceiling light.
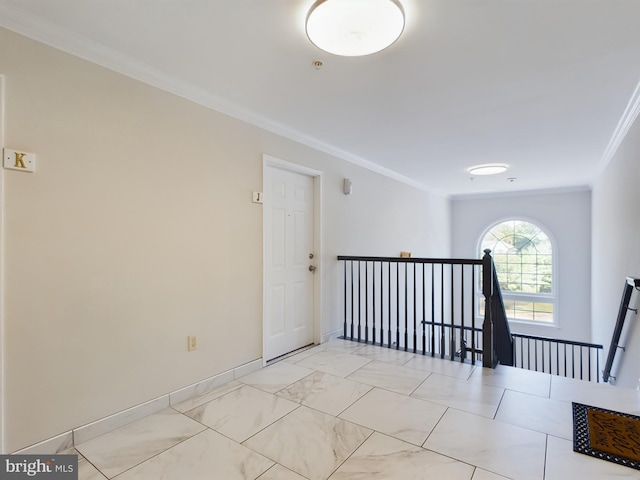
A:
[468,164,509,176]
[306,0,405,57]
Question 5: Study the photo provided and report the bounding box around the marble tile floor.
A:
[68,339,640,479]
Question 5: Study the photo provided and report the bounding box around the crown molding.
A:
[449,184,591,202]
[0,1,430,193]
[597,77,640,175]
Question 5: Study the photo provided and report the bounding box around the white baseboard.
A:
[13,431,74,455]
[13,358,263,454]
[73,395,170,445]
[322,328,343,344]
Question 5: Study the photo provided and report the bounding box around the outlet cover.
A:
[187,336,197,351]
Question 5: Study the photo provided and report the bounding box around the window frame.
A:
[477,217,558,327]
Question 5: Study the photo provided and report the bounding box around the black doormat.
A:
[573,402,640,470]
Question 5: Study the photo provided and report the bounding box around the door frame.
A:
[0,74,6,453]
[262,154,323,364]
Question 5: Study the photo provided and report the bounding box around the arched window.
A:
[479,219,555,324]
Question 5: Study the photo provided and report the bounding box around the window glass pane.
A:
[502,299,554,323]
[480,219,554,323]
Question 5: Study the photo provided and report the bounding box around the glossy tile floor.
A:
[67,339,640,479]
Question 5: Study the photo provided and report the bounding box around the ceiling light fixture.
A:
[305,0,405,57]
[468,164,508,176]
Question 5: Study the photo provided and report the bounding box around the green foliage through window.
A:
[480,220,554,323]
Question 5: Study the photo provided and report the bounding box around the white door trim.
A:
[262,154,323,364]
[0,74,6,453]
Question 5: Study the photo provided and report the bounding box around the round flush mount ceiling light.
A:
[306,0,405,57]
[468,164,509,176]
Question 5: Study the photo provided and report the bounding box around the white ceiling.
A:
[1,0,640,196]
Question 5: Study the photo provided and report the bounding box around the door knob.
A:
[309,265,317,272]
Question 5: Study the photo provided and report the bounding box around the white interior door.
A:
[264,165,315,361]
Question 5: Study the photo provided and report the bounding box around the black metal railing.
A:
[602,277,640,383]
[337,252,605,382]
[337,251,512,366]
[512,333,603,382]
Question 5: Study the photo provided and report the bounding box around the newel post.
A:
[482,249,498,368]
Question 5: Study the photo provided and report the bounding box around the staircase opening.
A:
[338,251,603,382]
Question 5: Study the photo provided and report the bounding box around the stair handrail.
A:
[602,277,640,383]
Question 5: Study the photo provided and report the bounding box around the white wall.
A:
[0,27,450,452]
[451,189,592,342]
[592,112,640,389]
[318,164,451,337]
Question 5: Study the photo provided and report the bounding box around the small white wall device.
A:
[343,178,352,195]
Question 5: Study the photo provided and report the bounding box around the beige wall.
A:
[0,28,450,452]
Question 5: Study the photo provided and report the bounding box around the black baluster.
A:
[431,263,436,357]
[450,264,454,361]
[413,262,417,353]
[357,261,362,342]
[350,260,354,340]
[460,265,465,363]
[380,260,383,346]
[422,263,426,355]
[365,261,369,344]
[471,266,476,362]
[396,261,400,349]
[372,261,377,345]
[404,262,408,351]
[440,264,445,359]
[388,261,391,348]
[520,336,524,368]
[343,260,347,338]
